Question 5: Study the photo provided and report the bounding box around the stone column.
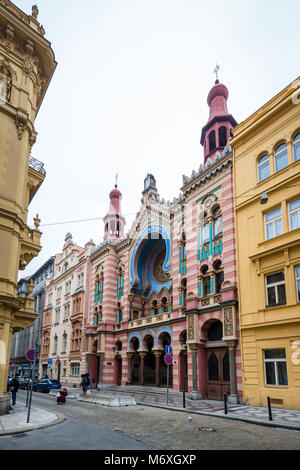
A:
[139,351,147,385]
[153,350,162,387]
[127,352,134,384]
[141,298,146,318]
[188,343,202,400]
[0,313,13,415]
[97,352,104,390]
[226,340,238,404]
[128,295,134,322]
[197,344,207,398]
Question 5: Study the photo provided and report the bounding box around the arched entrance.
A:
[113,340,123,386]
[205,320,230,400]
[143,335,155,386]
[158,331,173,388]
[130,337,140,385]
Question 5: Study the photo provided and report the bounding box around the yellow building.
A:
[231,77,300,409]
[0,1,56,414]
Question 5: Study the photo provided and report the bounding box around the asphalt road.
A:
[1,390,300,451]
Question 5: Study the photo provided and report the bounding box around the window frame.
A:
[288,197,300,231]
[274,143,288,173]
[265,271,286,307]
[257,154,270,182]
[293,132,300,162]
[264,207,283,240]
[295,266,300,302]
[263,349,288,387]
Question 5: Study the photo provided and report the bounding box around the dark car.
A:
[33,379,61,393]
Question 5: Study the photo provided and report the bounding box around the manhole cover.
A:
[196,427,216,432]
[11,433,27,439]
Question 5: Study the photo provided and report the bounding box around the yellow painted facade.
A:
[231,77,300,409]
[0,1,56,414]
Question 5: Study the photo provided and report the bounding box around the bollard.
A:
[267,396,273,421]
[183,388,186,409]
[224,393,228,415]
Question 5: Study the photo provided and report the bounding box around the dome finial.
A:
[214,63,220,84]
[115,172,118,188]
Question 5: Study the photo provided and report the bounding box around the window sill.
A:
[264,384,288,388]
[265,303,287,309]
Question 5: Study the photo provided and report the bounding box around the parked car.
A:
[19,378,38,390]
[33,379,61,393]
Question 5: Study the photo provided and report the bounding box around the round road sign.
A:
[26,349,36,362]
[164,353,173,365]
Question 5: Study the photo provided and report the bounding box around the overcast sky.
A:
[17,0,300,278]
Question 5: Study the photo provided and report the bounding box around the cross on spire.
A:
[214,63,220,83]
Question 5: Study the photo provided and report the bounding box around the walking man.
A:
[10,374,20,406]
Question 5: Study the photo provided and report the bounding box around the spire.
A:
[200,67,237,163]
[103,178,126,242]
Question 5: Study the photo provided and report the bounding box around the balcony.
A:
[19,222,42,270]
[128,311,172,328]
[28,157,46,204]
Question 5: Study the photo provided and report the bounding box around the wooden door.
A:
[117,357,122,386]
[206,348,230,400]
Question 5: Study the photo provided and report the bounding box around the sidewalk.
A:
[0,402,65,436]
[82,386,300,431]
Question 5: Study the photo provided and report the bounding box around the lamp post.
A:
[26,337,41,424]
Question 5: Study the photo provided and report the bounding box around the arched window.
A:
[209,130,216,152]
[152,300,158,315]
[182,233,187,261]
[201,265,210,297]
[207,320,223,341]
[258,154,270,182]
[181,278,187,308]
[213,206,222,238]
[201,212,210,244]
[293,133,300,162]
[214,260,224,293]
[161,297,168,312]
[274,143,288,172]
[218,126,227,147]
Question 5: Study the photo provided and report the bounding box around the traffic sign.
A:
[165,346,172,354]
[48,358,53,366]
[164,353,173,365]
[25,349,36,362]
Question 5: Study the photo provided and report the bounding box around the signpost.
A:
[25,341,40,423]
[164,353,173,404]
[25,349,35,408]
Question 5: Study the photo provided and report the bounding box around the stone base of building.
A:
[228,394,239,405]
[0,395,11,416]
[188,391,204,400]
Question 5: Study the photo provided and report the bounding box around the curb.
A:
[0,411,66,437]
[136,402,300,432]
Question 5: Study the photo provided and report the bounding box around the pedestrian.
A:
[10,374,20,406]
[57,388,68,405]
[80,373,91,395]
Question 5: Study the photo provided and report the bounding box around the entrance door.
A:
[131,354,140,385]
[144,352,155,386]
[117,357,122,386]
[206,348,230,400]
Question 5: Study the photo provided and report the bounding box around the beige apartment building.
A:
[0,1,56,414]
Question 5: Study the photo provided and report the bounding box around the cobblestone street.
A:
[1,390,300,450]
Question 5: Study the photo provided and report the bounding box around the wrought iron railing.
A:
[28,156,46,176]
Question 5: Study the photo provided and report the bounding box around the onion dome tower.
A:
[200,72,237,163]
[103,178,126,241]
